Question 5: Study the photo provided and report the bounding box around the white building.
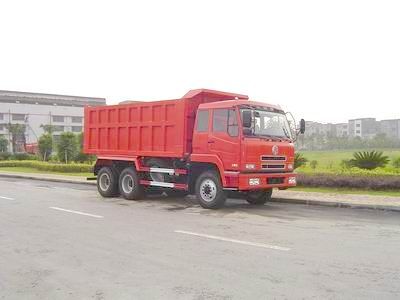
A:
[0,90,105,152]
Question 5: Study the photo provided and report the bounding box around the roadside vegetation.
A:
[0,130,94,175]
[295,149,400,191]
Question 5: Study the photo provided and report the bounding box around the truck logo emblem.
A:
[272,145,279,155]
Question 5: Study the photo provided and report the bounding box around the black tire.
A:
[97,167,119,197]
[195,171,226,209]
[119,167,144,200]
[246,189,272,205]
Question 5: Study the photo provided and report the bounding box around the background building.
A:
[304,117,399,140]
[348,118,378,139]
[380,119,400,140]
[0,90,105,152]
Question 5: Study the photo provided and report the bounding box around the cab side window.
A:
[196,110,209,132]
[213,109,228,132]
[212,108,238,137]
[227,109,238,137]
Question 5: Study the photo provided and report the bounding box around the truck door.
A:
[209,108,240,171]
[192,109,210,154]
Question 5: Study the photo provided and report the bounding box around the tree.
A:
[0,135,8,152]
[56,132,78,163]
[74,132,95,163]
[294,153,308,169]
[40,124,56,134]
[6,124,26,153]
[38,133,53,161]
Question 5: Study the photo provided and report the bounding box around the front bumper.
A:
[224,172,297,190]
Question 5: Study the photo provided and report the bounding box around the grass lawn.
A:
[292,186,400,197]
[0,166,92,178]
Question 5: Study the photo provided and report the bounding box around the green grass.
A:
[292,186,400,197]
[297,149,400,175]
[0,166,92,178]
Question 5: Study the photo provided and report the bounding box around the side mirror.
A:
[300,119,305,134]
[242,110,252,128]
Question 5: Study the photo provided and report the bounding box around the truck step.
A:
[139,180,188,190]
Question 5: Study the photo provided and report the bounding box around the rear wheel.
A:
[195,171,226,209]
[97,167,119,197]
[119,167,143,200]
[246,189,272,205]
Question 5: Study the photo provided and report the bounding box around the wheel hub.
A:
[200,179,217,202]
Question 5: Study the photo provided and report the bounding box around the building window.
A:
[356,130,361,134]
[356,124,361,127]
[71,116,83,123]
[0,113,3,120]
[12,114,25,121]
[52,115,65,122]
[53,125,64,132]
[72,126,82,132]
[196,110,209,132]
[0,124,5,131]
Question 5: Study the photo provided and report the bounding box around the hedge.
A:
[297,173,400,190]
[0,160,93,173]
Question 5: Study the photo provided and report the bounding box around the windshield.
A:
[241,108,292,139]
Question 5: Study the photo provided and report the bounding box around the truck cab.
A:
[191,100,299,198]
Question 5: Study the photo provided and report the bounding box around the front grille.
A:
[262,164,285,169]
[261,155,286,161]
[267,177,285,184]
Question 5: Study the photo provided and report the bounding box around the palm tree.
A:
[350,151,389,170]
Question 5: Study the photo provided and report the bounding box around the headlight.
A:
[288,177,296,185]
[245,164,256,170]
[287,164,293,171]
[249,178,260,185]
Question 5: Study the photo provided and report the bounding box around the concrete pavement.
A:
[0,177,399,299]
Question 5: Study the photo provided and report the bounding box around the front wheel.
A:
[195,171,226,209]
[246,189,272,205]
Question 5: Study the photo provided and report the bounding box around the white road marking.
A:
[49,207,104,218]
[175,230,290,251]
[0,196,14,200]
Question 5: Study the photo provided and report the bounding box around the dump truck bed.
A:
[83,89,248,158]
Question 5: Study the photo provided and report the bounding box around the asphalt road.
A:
[0,178,399,300]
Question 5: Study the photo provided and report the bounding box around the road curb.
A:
[270,198,400,213]
[0,172,399,212]
[0,173,96,186]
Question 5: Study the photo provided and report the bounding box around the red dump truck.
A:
[84,89,305,209]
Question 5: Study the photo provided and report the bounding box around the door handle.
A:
[208,140,215,144]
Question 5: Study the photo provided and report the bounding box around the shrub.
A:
[297,173,400,190]
[0,160,92,173]
[393,157,400,169]
[310,160,318,170]
[350,151,389,170]
[294,153,308,169]
[340,159,353,169]
[9,153,38,161]
[0,152,12,161]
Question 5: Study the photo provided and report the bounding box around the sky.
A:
[0,0,399,124]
